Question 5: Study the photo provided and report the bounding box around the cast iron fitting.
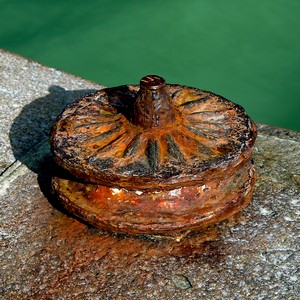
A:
[50,75,257,237]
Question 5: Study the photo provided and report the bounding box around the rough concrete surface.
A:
[0,49,103,174]
[0,50,299,299]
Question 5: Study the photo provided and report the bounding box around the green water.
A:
[1,0,300,131]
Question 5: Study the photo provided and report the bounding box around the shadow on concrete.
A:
[9,85,97,207]
[10,85,97,161]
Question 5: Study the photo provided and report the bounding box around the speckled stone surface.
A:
[0,49,103,174]
[0,50,299,300]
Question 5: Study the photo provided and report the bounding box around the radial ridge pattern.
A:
[51,84,256,189]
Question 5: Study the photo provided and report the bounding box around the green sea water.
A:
[1,0,300,131]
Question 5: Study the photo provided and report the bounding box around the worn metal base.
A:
[52,160,255,236]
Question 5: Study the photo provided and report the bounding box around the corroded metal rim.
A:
[51,84,257,191]
[52,160,255,235]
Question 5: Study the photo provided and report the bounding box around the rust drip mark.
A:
[146,139,159,172]
[92,131,131,159]
[95,131,128,152]
[165,134,187,164]
[79,124,122,144]
[155,136,168,165]
[180,126,216,156]
[169,132,197,162]
[123,133,142,158]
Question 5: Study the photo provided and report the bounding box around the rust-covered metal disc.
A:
[50,75,257,235]
[51,79,256,191]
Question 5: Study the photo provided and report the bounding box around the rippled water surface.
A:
[1,0,300,131]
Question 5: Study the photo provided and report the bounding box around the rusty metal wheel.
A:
[50,75,257,235]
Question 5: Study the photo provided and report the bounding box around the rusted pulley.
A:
[50,75,257,236]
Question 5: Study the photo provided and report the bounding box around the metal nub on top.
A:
[134,75,175,128]
[140,75,166,90]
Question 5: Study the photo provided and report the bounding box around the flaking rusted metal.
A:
[50,75,257,236]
